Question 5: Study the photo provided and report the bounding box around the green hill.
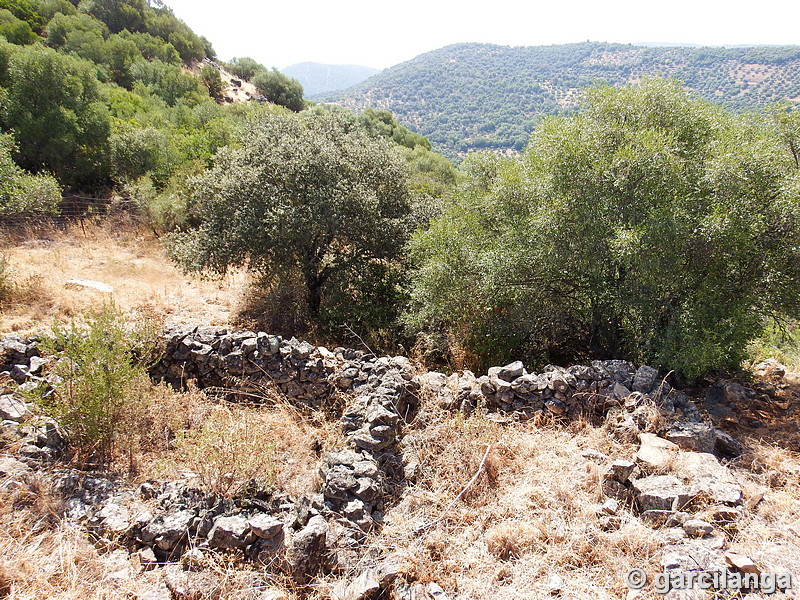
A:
[281,62,380,97]
[327,42,800,157]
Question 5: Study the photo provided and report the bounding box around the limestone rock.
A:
[64,279,114,293]
[285,515,328,582]
[635,433,679,468]
[248,514,284,540]
[207,516,255,551]
[725,552,760,574]
[664,422,717,453]
[683,519,714,538]
[605,459,636,483]
[633,475,691,512]
[0,395,31,422]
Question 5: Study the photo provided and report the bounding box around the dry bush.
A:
[485,522,543,560]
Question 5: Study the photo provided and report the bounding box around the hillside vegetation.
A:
[329,42,800,157]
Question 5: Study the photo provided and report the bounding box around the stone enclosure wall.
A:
[1,327,753,594]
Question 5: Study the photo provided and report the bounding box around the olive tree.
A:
[406,78,800,376]
[171,111,413,329]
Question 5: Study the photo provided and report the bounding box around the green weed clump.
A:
[41,304,159,463]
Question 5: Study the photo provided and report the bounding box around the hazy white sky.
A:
[163,0,800,70]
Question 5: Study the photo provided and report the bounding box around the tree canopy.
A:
[170,111,413,330]
[406,78,800,376]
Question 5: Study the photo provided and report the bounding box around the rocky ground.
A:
[1,328,798,600]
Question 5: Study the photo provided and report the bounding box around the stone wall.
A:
[2,326,752,592]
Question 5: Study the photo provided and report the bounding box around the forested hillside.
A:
[0,0,451,229]
[329,42,800,157]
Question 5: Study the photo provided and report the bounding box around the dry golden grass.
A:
[124,383,345,500]
[0,218,248,333]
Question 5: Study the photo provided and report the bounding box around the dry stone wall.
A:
[1,327,755,592]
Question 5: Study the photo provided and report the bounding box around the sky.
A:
[162,0,800,70]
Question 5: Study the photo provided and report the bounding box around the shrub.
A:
[0,133,61,217]
[406,78,800,377]
[170,111,413,337]
[41,304,159,462]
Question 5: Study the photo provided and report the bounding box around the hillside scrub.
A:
[406,78,800,377]
[330,41,800,158]
[0,132,61,216]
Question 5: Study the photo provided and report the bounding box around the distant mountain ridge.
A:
[327,42,800,158]
[281,62,380,97]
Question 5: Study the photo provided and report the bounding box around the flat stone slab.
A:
[64,279,115,293]
[633,475,691,511]
[636,433,680,468]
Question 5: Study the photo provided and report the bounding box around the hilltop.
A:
[327,42,800,157]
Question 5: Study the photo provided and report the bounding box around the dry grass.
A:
[127,383,345,499]
[0,219,248,333]
[374,416,661,599]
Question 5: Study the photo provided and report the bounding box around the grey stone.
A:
[632,365,660,393]
[207,516,255,551]
[635,433,679,468]
[683,519,714,538]
[286,515,328,581]
[97,501,131,534]
[633,475,691,512]
[134,547,158,570]
[640,510,677,528]
[497,361,525,382]
[674,452,743,506]
[248,514,284,540]
[714,429,744,457]
[0,395,31,422]
[141,509,194,551]
[752,359,785,380]
[664,422,717,453]
[136,582,171,600]
[599,498,619,515]
[601,478,631,502]
[605,459,636,483]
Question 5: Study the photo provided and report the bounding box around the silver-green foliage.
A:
[406,78,800,377]
[170,111,413,322]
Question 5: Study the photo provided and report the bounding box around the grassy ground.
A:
[0,217,248,334]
